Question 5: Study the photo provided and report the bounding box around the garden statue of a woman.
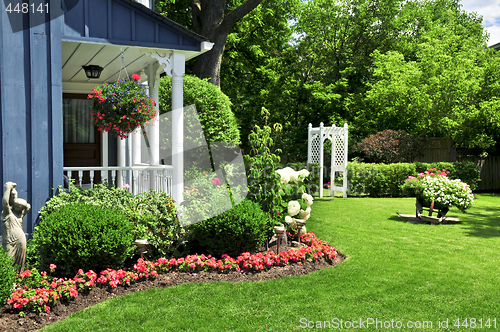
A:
[1,182,30,272]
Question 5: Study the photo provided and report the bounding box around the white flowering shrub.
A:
[402,168,474,213]
[276,167,314,234]
[419,175,474,212]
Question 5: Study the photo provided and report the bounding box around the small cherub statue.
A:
[1,182,31,272]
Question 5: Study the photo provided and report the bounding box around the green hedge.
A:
[277,161,479,197]
[347,161,480,197]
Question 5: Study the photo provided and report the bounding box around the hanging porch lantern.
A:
[82,65,103,79]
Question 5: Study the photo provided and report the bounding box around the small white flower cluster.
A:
[286,193,314,219]
[276,167,310,185]
[276,167,314,231]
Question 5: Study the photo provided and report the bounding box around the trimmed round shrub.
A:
[28,184,134,270]
[33,202,134,277]
[188,199,275,258]
[159,75,241,145]
[0,250,17,305]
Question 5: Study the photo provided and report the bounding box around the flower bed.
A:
[6,232,336,315]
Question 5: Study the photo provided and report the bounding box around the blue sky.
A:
[461,0,500,46]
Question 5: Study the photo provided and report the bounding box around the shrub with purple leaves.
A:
[354,130,423,163]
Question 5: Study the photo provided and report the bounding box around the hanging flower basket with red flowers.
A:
[88,74,157,139]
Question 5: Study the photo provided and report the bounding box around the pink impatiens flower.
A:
[210,178,221,186]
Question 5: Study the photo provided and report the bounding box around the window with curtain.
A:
[63,99,95,144]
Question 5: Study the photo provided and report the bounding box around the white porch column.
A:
[145,63,161,166]
[132,128,141,165]
[101,132,109,183]
[171,52,185,205]
[117,137,126,187]
[141,49,187,204]
[144,63,161,192]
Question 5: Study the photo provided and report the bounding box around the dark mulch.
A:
[0,240,345,332]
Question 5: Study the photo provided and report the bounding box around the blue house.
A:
[0,0,213,237]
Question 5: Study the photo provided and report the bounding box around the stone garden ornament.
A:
[1,182,30,272]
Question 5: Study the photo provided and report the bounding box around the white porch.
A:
[59,0,213,203]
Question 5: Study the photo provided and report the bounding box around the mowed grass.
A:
[42,194,500,331]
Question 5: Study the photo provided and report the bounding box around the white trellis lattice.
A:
[307,122,348,198]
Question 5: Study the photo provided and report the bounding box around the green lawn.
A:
[42,194,500,331]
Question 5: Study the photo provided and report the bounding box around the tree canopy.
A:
[156,0,263,87]
[357,0,500,152]
[157,0,500,158]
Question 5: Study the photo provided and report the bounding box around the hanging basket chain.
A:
[118,48,129,80]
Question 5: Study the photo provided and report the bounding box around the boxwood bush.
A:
[0,250,17,305]
[187,199,275,258]
[27,184,135,269]
[33,202,134,277]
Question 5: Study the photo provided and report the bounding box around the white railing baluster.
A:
[132,170,138,195]
[161,169,168,191]
[78,171,83,188]
[62,165,174,197]
[67,171,72,191]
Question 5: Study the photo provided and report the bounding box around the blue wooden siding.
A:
[63,0,201,50]
[1,0,207,238]
[0,8,64,236]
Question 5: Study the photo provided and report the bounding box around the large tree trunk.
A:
[191,0,263,88]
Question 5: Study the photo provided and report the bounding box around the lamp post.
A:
[134,239,148,259]
[273,225,286,254]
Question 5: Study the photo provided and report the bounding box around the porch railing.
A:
[63,165,173,196]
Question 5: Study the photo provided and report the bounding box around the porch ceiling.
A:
[61,0,212,94]
[62,41,211,94]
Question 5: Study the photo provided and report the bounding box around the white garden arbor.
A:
[307,123,349,198]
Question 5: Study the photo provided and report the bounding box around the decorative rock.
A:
[1,182,30,273]
[290,241,306,248]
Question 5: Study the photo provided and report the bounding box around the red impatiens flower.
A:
[131,74,141,81]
